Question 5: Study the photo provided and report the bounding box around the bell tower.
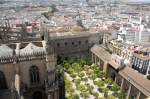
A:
[45,29,56,83]
[44,30,59,99]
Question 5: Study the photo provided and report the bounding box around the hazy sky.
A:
[130,0,150,2]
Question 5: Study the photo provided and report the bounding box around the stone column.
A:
[48,93,53,99]
[96,56,98,65]
[95,55,97,64]
[103,61,108,73]
[93,54,95,63]
[120,78,124,91]
[126,84,132,99]
[91,53,94,63]
[114,75,117,83]
[146,65,150,76]
[55,89,59,99]
[136,91,141,99]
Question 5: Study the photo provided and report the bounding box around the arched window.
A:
[78,41,81,45]
[0,71,7,90]
[72,42,74,45]
[29,66,40,84]
[85,40,88,44]
[65,42,68,46]
[57,43,60,47]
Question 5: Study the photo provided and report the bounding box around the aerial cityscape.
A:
[0,0,150,99]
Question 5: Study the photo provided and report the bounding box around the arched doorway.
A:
[33,91,42,99]
[0,71,7,90]
[111,73,116,81]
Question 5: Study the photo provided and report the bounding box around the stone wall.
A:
[50,32,103,59]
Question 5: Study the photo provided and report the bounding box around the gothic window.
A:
[29,66,40,84]
[99,40,102,44]
[41,35,44,40]
[65,42,67,46]
[85,40,88,44]
[72,42,74,45]
[57,43,60,47]
[0,71,7,90]
[78,41,81,45]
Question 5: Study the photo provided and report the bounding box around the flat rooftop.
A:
[49,32,101,39]
[91,45,111,62]
[119,66,150,96]
[132,52,150,60]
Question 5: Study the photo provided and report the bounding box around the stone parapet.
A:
[0,51,46,64]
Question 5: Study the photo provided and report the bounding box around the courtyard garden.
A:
[57,59,127,99]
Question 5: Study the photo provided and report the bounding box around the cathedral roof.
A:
[19,42,45,55]
[0,41,46,58]
[0,45,13,57]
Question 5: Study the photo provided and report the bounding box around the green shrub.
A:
[82,77,88,81]
[92,74,98,80]
[70,73,77,78]
[98,97,105,99]
[67,68,74,74]
[65,75,75,94]
[79,72,85,77]
[115,92,127,99]
[77,84,88,92]
[84,58,92,65]
[83,65,89,71]
[111,84,120,92]
[69,88,75,93]
[92,91,99,98]
[105,78,112,84]
[81,91,89,98]
[66,94,79,99]
[104,73,110,78]
[56,65,64,74]
[74,79,81,85]
[78,59,87,66]
[72,63,82,72]
[63,62,70,70]
[87,84,94,92]
[96,80,105,87]
[102,88,108,97]
[68,59,75,64]
[107,95,116,99]
[95,71,103,78]
[87,69,94,75]
[73,94,80,99]
[102,88,108,93]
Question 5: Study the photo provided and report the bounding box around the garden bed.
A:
[57,59,127,99]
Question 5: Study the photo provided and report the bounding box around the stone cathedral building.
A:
[0,32,65,99]
[0,21,103,99]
